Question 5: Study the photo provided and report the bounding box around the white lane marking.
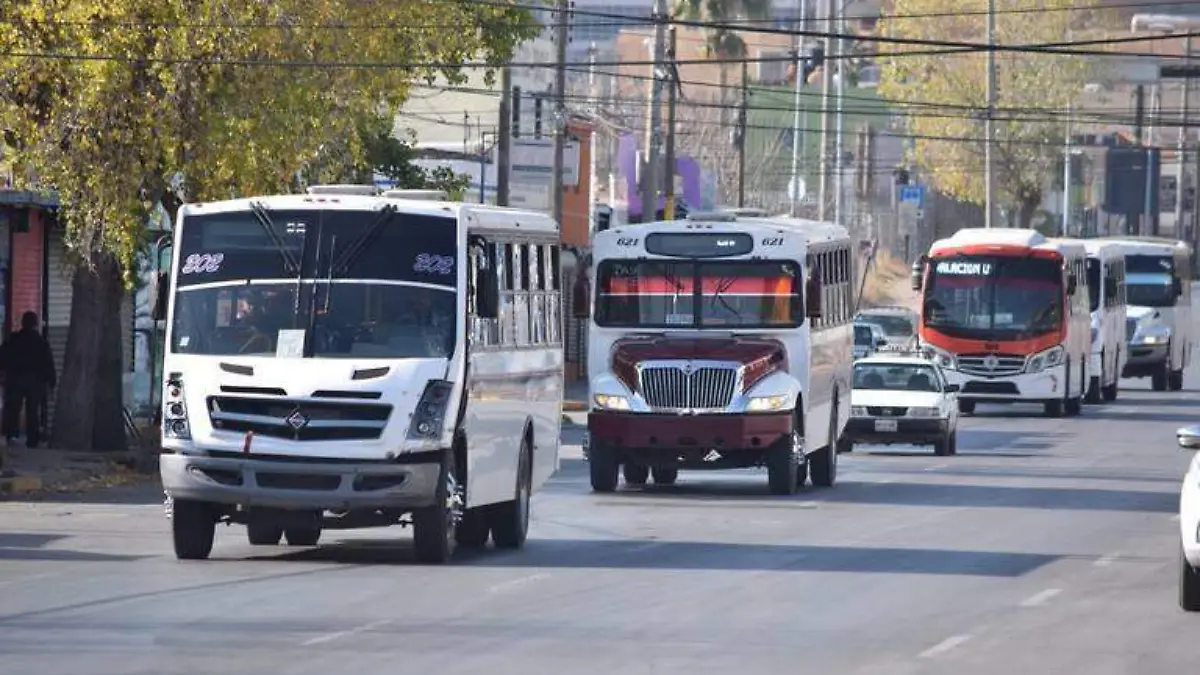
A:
[919,634,971,658]
[1095,552,1120,567]
[1019,588,1062,608]
[487,573,550,594]
[301,618,393,646]
[925,464,949,472]
[1171,514,1182,522]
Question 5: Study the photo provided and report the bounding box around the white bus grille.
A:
[640,366,738,410]
[957,353,1026,377]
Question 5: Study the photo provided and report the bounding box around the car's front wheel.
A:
[1181,546,1200,612]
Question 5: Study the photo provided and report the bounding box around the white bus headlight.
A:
[921,345,956,370]
[407,380,454,439]
[850,405,869,417]
[593,394,631,411]
[907,407,940,418]
[1027,345,1065,374]
[163,372,191,440]
[747,394,788,412]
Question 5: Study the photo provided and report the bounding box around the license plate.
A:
[874,419,898,432]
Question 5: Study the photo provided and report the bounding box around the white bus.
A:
[153,185,563,563]
[1102,237,1193,391]
[912,229,1091,417]
[575,212,854,495]
[1081,239,1127,402]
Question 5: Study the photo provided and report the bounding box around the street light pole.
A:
[1175,36,1193,240]
[984,0,996,228]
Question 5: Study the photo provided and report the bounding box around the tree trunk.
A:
[51,255,127,452]
[1016,195,1040,230]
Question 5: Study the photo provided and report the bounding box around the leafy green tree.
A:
[879,0,1109,227]
[0,1,535,450]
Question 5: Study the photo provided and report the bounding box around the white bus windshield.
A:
[594,260,802,329]
[169,209,459,359]
[1125,254,1178,308]
[923,254,1063,340]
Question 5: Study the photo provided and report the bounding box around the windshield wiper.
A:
[330,204,398,277]
[249,201,301,275]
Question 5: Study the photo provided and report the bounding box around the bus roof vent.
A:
[685,211,737,222]
[305,184,381,196]
[382,189,449,201]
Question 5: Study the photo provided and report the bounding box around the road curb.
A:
[0,475,44,495]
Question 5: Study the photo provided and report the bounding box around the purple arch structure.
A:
[619,133,706,220]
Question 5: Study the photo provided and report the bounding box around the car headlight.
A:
[1135,327,1170,345]
[907,406,940,418]
[1027,345,1064,374]
[850,405,870,416]
[746,394,789,412]
[593,394,631,411]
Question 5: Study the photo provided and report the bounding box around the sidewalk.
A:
[0,442,148,498]
[564,379,587,412]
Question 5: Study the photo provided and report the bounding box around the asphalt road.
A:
[1,355,1197,673]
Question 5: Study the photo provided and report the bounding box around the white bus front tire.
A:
[766,430,801,496]
[412,452,460,564]
[1181,545,1200,612]
[172,498,217,561]
[589,444,619,493]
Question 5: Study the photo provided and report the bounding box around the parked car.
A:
[855,306,919,352]
[845,355,960,455]
[854,322,888,360]
[1177,424,1200,611]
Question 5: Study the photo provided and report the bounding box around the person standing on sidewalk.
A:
[0,311,56,449]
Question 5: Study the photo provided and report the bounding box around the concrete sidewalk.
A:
[564,379,587,412]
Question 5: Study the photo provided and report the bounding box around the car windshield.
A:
[854,325,873,345]
[595,259,802,328]
[857,313,913,336]
[1125,255,1178,308]
[922,254,1063,340]
[1086,258,1101,313]
[169,208,459,358]
[854,363,940,392]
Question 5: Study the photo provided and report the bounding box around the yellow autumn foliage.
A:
[878,0,1111,226]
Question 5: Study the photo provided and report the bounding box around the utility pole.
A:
[551,0,569,227]
[817,0,834,221]
[497,67,513,206]
[641,0,667,223]
[833,0,845,226]
[1061,104,1072,237]
[664,26,679,220]
[1175,36,1193,241]
[789,0,807,216]
[984,0,996,228]
[737,59,749,207]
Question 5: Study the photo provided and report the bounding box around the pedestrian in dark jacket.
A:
[0,311,56,448]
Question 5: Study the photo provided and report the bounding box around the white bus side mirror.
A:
[151,271,171,322]
[572,272,591,320]
[805,276,823,319]
[1178,425,1200,450]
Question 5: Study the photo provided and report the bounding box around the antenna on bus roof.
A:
[382,189,449,201]
[305,185,380,196]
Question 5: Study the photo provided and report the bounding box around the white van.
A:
[1103,237,1194,391]
[1081,240,1127,402]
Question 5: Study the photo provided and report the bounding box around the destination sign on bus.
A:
[935,261,993,275]
[645,232,754,258]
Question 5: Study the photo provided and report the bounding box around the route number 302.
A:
[180,253,225,275]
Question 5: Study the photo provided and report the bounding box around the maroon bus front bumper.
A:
[587,411,794,469]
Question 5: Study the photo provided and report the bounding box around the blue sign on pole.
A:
[899,184,926,207]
